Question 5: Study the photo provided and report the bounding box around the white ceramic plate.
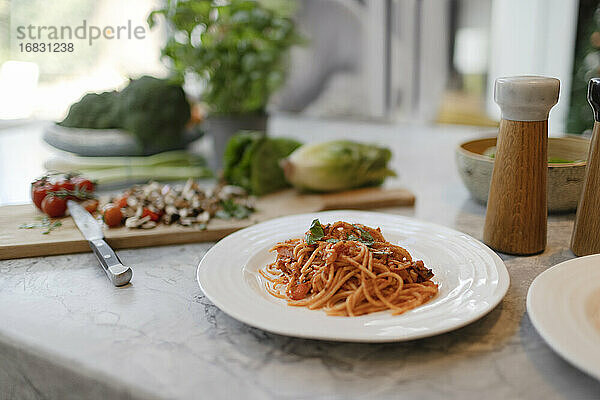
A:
[527,255,600,380]
[197,211,510,342]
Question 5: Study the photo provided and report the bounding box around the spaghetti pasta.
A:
[260,220,438,316]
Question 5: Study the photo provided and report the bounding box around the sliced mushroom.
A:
[114,180,251,230]
[125,215,151,228]
[196,211,210,224]
[141,220,157,229]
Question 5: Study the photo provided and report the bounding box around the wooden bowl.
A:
[456,136,589,213]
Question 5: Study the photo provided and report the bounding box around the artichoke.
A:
[282,140,396,192]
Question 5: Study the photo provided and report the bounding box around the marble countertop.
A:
[1,115,599,400]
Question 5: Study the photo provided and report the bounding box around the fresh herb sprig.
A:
[215,199,254,220]
[305,219,325,244]
[31,170,81,185]
[304,220,376,246]
[352,224,375,246]
[19,216,62,234]
[50,186,96,200]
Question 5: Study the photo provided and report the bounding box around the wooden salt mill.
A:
[571,78,600,256]
[483,76,560,255]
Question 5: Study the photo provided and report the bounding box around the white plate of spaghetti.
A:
[197,211,509,342]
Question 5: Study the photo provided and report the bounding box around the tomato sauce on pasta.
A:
[259,220,438,316]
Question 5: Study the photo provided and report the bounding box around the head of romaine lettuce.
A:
[282,140,396,192]
[223,131,302,195]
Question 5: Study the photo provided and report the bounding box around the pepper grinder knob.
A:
[483,76,560,255]
[570,78,600,256]
[588,77,600,121]
[494,76,560,122]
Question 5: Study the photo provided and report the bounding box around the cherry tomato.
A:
[81,199,99,213]
[31,184,50,210]
[41,195,67,218]
[289,283,311,300]
[45,179,76,200]
[102,204,123,227]
[71,177,95,193]
[57,179,75,192]
[141,208,162,222]
[31,173,96,210]
[44,182,62,192]
[115,195,128,209]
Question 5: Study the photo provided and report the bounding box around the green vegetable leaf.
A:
[325,238,340,244]
[284,140,396,192]
[250,136,302,195]
[305,219,324,245]
[223,131,301,195]
[223,131,265,192]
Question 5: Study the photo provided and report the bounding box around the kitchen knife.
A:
[67,200,132,286]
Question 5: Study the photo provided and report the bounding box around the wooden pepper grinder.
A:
[571,78,600,256]
[483,76,560,255]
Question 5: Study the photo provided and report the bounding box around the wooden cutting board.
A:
[0,187,415,260]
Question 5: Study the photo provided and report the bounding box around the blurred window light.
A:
[0,61,39,119]
[0,0,167,122]
[453,28,488,75]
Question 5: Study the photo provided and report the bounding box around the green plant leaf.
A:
[148,0,304,114]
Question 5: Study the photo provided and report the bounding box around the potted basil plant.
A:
[148,0,302,168]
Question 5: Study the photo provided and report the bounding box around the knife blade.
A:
[67,200,132,286]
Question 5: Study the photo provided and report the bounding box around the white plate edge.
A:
[197,210,511,342]
[526,254,600,381]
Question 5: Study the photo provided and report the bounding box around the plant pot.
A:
[204,113,268,170]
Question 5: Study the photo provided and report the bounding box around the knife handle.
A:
[88,239,132,286]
